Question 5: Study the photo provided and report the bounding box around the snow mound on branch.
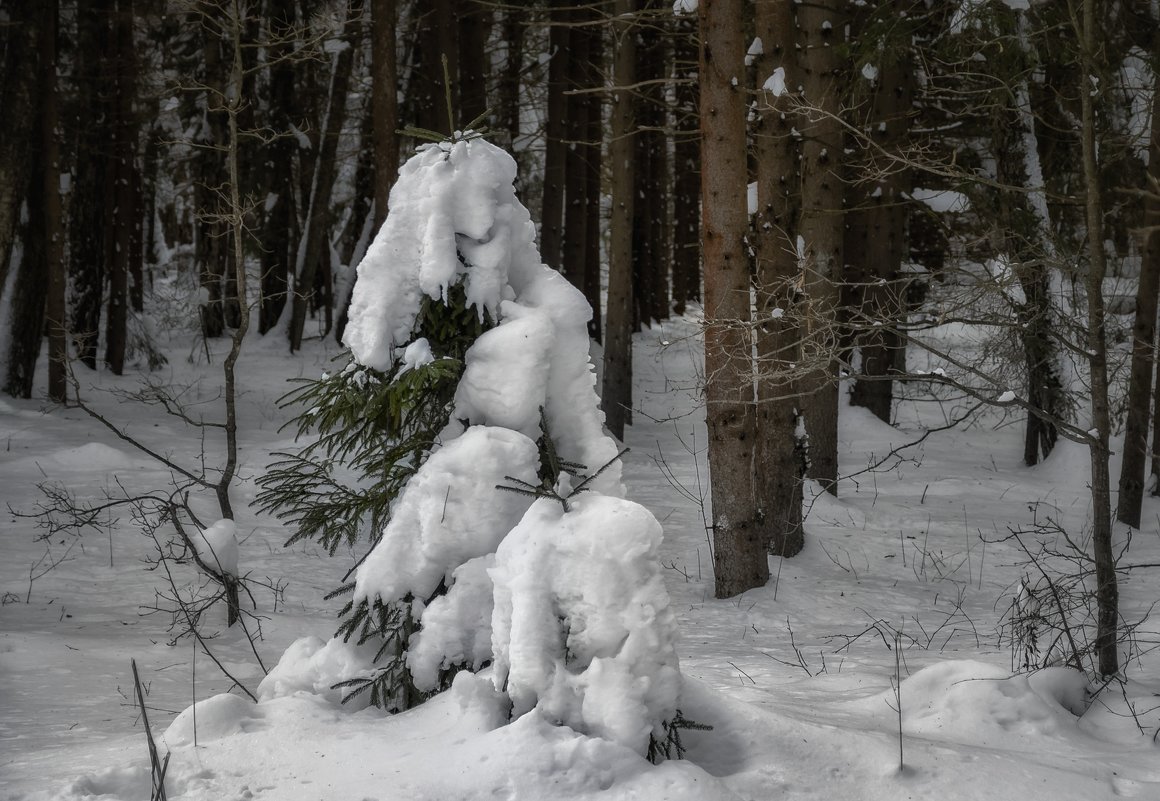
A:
[490,495,681,755]
[194,518,239,577]
[344,135,620,495]
[256,635,380,709]
[353,426,540,606]
[407,555,496,692]
[343,137,542,372]
[453,304,555,439]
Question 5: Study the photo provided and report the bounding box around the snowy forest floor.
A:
[3,312,1160,800]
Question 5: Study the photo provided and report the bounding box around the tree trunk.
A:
[70,0,113,368]
[197,0,229,340]
[583,20,604,341]
[289,7,358,352]
[560,4,591,292]
[797,0,846,495]
[258,0,297,334]
[371,0,399,231]
[3,163,48,398]
[754,0,804,558]
[43,0,66,402]
[671,12,701,315]
[0,0,39,303]
[987,7,1064,467]
[105,0,139,376]
[540,0,569,270]
[1117,27,1160,525]
[601,0,637,440]
[497,5,525,157]
[632,1,670,328]
[1078,0,1118,678]
[412,0,455,135]
[846,10,910,424]
[457,0,490,126]
[700,0,767,597]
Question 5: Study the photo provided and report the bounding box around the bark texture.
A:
[700,0,768,596]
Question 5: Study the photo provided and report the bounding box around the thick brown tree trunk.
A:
[754,0,804,558]
[797,0,846,495]
[700,0,767,597]
[602,0,637,440]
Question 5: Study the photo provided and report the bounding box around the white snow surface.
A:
[490,495,681,755]
[4,297,1160,800]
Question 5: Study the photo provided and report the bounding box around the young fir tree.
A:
[259,133,682,758]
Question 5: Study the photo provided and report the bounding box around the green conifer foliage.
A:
[257,280,493,711]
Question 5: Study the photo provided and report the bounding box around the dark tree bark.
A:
[602,0,638,440]
[700,0,767,597]
[496,4,525,156]
[540,0,570,270]
[3,159,48,398]
[846,8,911,424]
[43,0,66,402]
[371,0,399,231]
[258,0,297,334]
[582,18,604,340]
[797,0,846,495]
[632,0,670,328]
[754,0,804,558]
[412,0,456,135]
[70,0,113,368]
[0,0,39,302]
[196,0,229,340]
[457,0,490,126]
[984,6,1064,467]
[671,12,701,315]
[1117,28,1160,525]
[1078,0,1118,678]
[105,0,140,375]
[560,5,591,292]
[289,6,358,351]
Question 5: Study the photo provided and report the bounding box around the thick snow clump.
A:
[491,495,681,753]
[193,518,239,577]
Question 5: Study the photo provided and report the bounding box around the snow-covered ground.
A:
[3,312,1160,800]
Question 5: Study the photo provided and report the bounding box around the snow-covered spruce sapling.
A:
[260,134,684,757]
